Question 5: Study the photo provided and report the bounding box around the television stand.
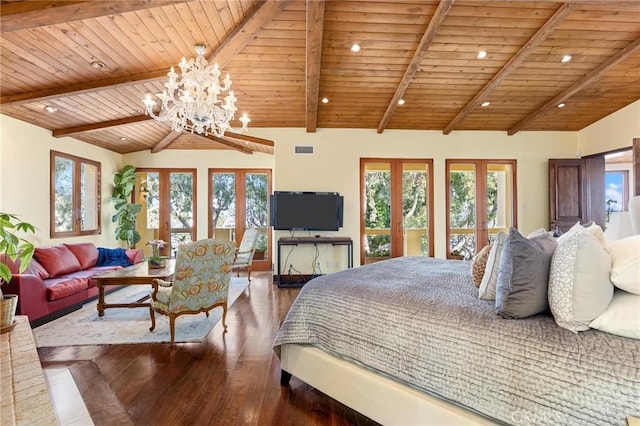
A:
[276,236,353,288]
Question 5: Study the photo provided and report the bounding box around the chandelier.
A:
[142,44,250,136]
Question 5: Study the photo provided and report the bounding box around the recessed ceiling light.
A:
[44,105,57,113]
[481,101,490,107]
[557,103,566,108]
[350,43,361,53]
[561,54,572,63]
[321,97,329,104]
[119,136,128,141]
[477,50,487,59]
[91,61,106,69]
[398,99,405,105]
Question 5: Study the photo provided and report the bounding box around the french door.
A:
[209,168,272,271]
[446,160,517,259]
[360,158,434,265]
[134,169,197,258]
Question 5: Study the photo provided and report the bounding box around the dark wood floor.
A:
[37,272,380,426]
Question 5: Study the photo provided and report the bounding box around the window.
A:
[361,159,434,264]
[446,160,516,259]
[50,151,101,237]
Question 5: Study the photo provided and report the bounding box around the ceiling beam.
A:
[52,115,152,138]
[305,0,326,133]
[224,132,275,147]
[443,3,577,135]
[0,1,192,33]
[508,35,640,136]
[151,132,181,153]
[0,0,288,106]
[203,135,254,155]
[147,0,287,153]
[376,0,454,134]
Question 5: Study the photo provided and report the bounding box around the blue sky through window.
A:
[605,171,624,212]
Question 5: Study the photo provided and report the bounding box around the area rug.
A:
[33,278,250,347]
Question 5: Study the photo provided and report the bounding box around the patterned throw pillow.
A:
[470,245,491,288]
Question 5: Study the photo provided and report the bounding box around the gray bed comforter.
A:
[273,257,640,425]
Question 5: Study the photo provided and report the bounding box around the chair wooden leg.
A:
[247,266,252,282]
[221,303,228,332]
[149,308,156,332]
[169,314,176,343]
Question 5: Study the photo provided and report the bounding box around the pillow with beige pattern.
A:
[470,244,491,288]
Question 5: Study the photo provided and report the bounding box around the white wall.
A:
[0,115,123,247]
[3,99,638,268]
[247,128,578,264]
[578,100,640,156]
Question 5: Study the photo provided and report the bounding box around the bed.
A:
[273,257,640,426]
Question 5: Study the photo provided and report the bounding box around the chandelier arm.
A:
[142,45,249,136]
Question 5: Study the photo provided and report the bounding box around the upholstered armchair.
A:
[232,228,259,281]
[149,239,236,343]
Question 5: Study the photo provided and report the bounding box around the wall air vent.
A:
[294,145,314,154]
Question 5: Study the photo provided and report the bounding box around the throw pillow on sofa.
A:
[64,242,99,269]
[34,245,82,277]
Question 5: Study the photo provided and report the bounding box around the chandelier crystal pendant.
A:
[142,44,250,136]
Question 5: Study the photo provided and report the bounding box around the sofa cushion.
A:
[64,243,99,269]
[43,277,89,301]
[0,254,50,280]
[126,249,144,264]
[34,245,82,278]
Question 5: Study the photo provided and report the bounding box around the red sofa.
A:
[2,242,143,327]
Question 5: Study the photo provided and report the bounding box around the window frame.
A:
[445,159,517,258]
[50,150,101,238]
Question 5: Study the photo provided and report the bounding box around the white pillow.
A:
[478,232,507,300]
[590,290,640,340]
[548,228,613,333]
[607,235,640,295]
[584,222,607,247]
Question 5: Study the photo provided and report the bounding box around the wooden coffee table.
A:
[95,259,175,317]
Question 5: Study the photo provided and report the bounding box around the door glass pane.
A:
[486,163,514,244]
[80,162,98,231]
[136,172,160,258]
[211,173,236,243]
[402,163,429,256]
[364,163,391,264]
[54,156,74,232]
[449,163,476,259]
[245,172,269,261]
[169,172,194,254]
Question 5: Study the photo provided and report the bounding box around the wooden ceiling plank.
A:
[0,1,193,33]
[443,3,577,135]
[508,35,640,135]
[1,0,288,106]
[305,0,326,133]
[52,115,152,138]
[376,0,455,134]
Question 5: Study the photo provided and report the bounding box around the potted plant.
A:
[112,165,142,248]
[146,239,167,269]
[0,213,36,328]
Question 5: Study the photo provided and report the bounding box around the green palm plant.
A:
[112,165,142,248]
[0,213,36,297]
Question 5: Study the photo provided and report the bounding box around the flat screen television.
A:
[270,191,343,231]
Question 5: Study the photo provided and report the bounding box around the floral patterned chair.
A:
[149,239,236,343]
[232,228,259,281]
